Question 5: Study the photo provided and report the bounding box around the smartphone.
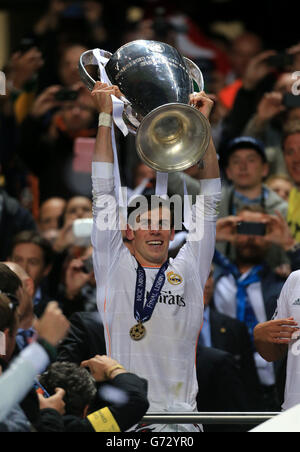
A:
[55,88,79,102]
[236,222,266,236]
[283,92,300,108]
[33,378,50,398]
[266,53,294,69]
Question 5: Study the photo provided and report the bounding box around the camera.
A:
[55,88,79,102]
[82,255,94,274]
[266,53,294,69]
[283,92,300,108]
[236,222,266,236]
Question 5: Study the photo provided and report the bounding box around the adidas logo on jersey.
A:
[293,298,300,306]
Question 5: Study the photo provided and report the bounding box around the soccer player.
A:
[91,82,221,432]
[254,271,300,412]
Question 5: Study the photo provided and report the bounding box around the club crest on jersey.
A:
[167,271,183,286]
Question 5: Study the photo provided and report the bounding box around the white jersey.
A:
[274,271,300,411]
[91,162,221,428]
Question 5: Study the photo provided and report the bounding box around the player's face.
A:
[129,207,175,267]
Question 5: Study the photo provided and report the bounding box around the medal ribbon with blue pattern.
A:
[134,260,169,324]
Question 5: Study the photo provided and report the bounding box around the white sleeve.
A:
[0,342,49,422]
[174,178,222,288]
[274,272,297,320]
[91,162,127,312]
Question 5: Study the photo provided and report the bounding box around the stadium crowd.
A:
[1,0,300,433]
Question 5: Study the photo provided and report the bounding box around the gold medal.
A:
[130,322,146,341]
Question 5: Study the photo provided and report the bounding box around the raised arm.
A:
[189,92,220,180]
[174,93,222,287]
[91,82,119,163]
[90,82,129,318]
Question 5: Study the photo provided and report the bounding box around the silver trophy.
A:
[79,40,210,173]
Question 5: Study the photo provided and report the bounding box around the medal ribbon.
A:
[134,261,169,324]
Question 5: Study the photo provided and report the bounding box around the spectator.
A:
[242,74,300,176]
[39,361,97,418]
[219,137,287,216]
[0,165,37,261]
[36,356,149,432]
[218,136,289,270]
[266,174,294,202]
[9,231,55,317]
[52,196,92,254]
[0,42,44,209]
[38,197,67,237]
[33,1,109,82]
[219,49,281,147]
[282,120,300,242]
[3,262,35,350]
[218,32,264,111]
[199,267,262,410]
[214,206,288,410]
[58,246,97,318]
[18,85,97,202]
[57,311,106,364]
[63,196,92,224]
[0,297,69,431]
[3,42,44,124]
[55,44,89,88]
[196,346,250,432]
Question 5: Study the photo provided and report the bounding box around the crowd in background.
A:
[1,0,300,432]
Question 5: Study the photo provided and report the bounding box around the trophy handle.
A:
[183,57,204,93]
[79,50,138,133]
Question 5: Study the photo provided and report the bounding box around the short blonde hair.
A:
[283,119,300,147]
[266,173,293,186]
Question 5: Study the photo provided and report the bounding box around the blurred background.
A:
[0,0,298,67]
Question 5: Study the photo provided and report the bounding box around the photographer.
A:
[219,46,298,151]
[214,206,290,410]
[0,295,69,432]
[58,246,97,318]
[218,136,289,273]
[35,355,149,432]
[18,84,97,202]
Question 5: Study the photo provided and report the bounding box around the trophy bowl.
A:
[79,40,211,173]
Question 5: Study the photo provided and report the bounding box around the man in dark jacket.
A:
[37,357,149,432]
[0,187,36,261]
[200,267,262,411]
[57,311,106,364]
[213,206,287,411]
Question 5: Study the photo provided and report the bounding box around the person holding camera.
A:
[214,205,289,411]
[18,84,98,203]
[218,136,289,273]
